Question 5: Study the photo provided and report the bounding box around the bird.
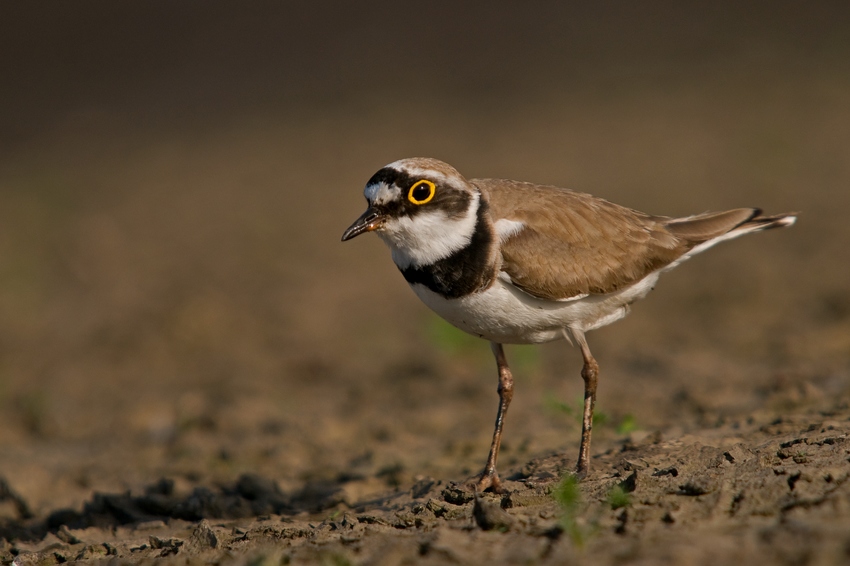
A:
[341,157,796,492]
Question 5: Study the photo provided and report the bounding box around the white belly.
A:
[410,272,660,344]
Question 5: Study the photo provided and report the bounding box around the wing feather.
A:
[474,179,688,300]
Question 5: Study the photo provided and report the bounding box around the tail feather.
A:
[659,209,797,272]
[665,208,797,244]
[740,211,798,231]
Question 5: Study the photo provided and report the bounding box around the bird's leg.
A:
[475,342,514,493]
[574,331,599,478]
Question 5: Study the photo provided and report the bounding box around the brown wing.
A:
[474,179,688,300]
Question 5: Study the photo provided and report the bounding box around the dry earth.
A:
[3,409,850,565]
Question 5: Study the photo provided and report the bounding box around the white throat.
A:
[379,192,481,269]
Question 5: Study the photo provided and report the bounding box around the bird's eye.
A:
[408,180,436,205]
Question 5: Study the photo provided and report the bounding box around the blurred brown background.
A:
[0,2,848,516]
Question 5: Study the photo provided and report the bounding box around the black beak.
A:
[341,206,384,241]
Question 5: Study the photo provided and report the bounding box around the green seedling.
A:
[544,392,575,418]
[552,475,586,547]
[327,509,342,521]
[615,414,638,435]
[606,484,632,510]
[792,451,808,464]
[544,394,638,438]
[426,315,540,375]
[506,344,541,375]
[594,410,608,427]
[543,393,608,427]
[426,316,481,355]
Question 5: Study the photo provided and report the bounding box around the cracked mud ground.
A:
[1,4,850,565]
[3,412,850,564]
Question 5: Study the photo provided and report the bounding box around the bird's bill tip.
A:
[341,207,384,241]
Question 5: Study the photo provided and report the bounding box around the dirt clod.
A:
[472,494,515,531]
[189,520,218,550]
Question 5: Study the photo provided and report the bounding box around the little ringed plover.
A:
[342,157,796,492]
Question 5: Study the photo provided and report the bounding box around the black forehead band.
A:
[366,167,418,190]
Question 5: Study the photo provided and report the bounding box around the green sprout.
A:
[606,484,632,510]
[543,393,608,427]
[507,344,541,374]
[552,475,586,547]
[426,315,540,375]
[544,392,575,417]
[615,414,638,435]
[426,316,480,355]
[544,394,638,437]
[327,509,342,521]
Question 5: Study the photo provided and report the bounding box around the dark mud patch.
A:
[3,408,849,565]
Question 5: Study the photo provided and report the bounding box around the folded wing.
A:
[477,179,785,301]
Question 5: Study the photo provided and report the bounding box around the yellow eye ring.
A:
[408,179,436,205]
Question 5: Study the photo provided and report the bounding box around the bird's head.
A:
[342,158,482,269]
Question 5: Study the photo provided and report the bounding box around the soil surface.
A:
[4,411,850,565]
[1,3,849,565]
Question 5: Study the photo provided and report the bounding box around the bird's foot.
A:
[574,465,588,481]
[470,469,503,493]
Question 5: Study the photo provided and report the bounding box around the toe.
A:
[473,471,503,493]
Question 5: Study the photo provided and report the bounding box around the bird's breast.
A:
[397,199,498,298]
